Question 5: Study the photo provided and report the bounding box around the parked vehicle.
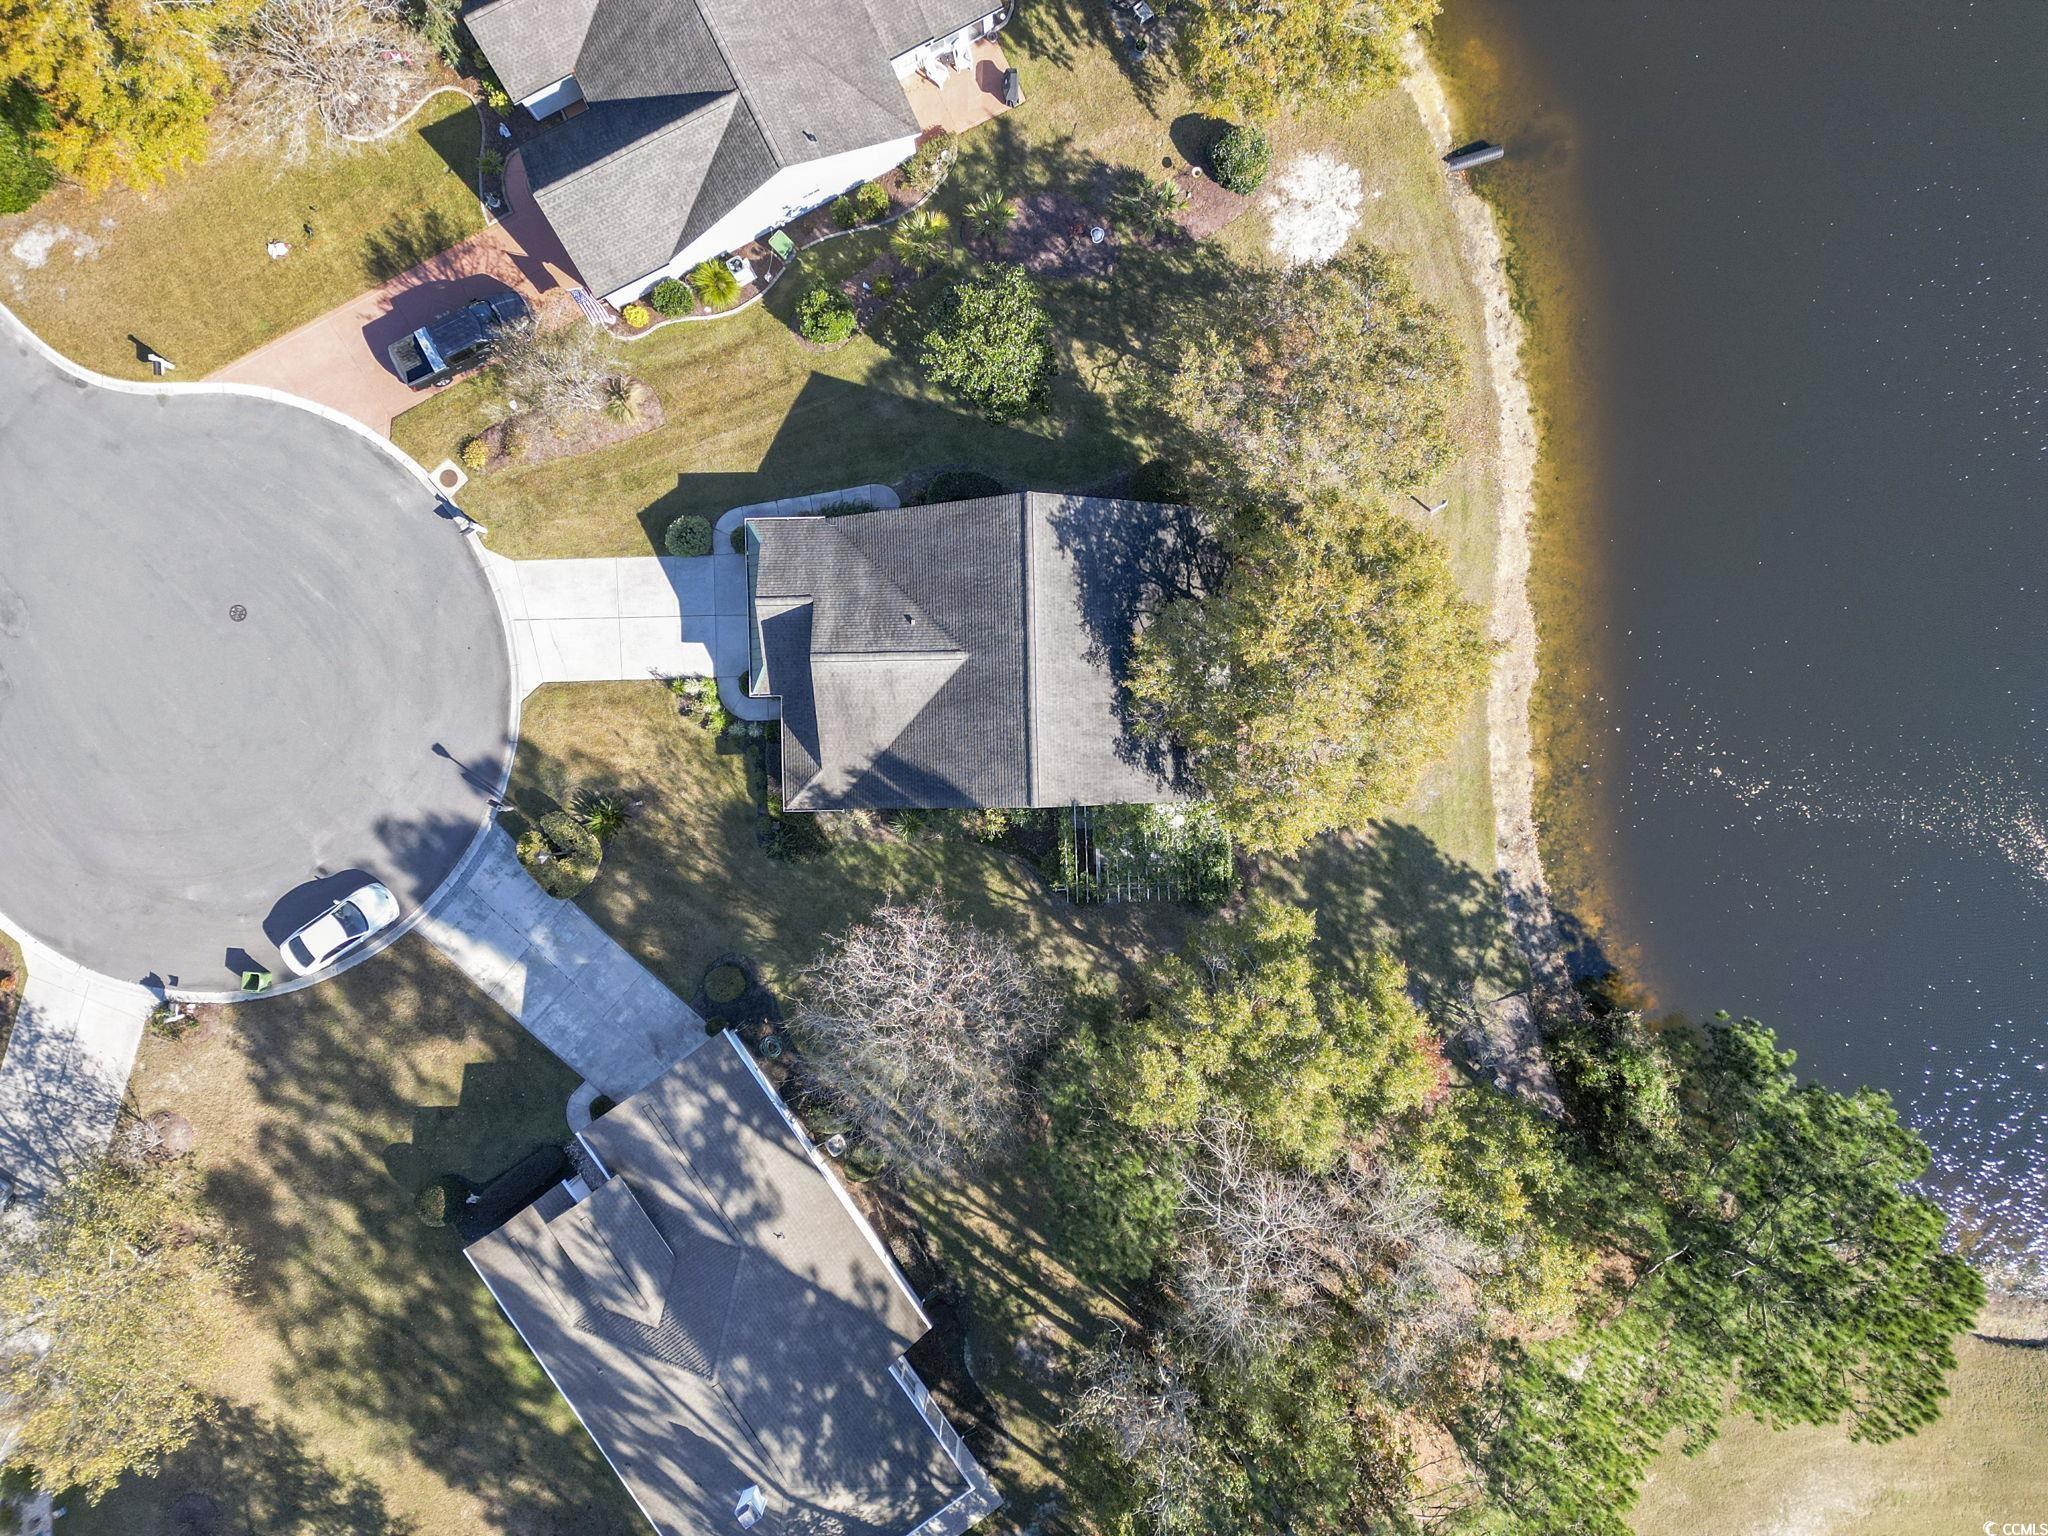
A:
[280,880,401,975]
[387,292,530,388]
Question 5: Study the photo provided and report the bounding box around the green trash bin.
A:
[767,229,797,262]
[241,969,274,993]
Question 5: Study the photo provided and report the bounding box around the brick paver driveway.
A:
[210,151,581,436]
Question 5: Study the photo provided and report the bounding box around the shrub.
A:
[889,207,951,272]
[1126,457,1189,503]
[498,419,526,459]
[704,963,749,1005]
[0,85,55,215]
[668,674,729,732]
[728,526,746,553]
[412,1175,468,1227]
[816,498,874,517]
[1211,123,1273,193]
[853,179,890,221]
[796,285,857,344]
[901,132,956,194]
[145,1002,199,1042]
[917,468,1004,504]
[478,148,503,177]
[831,193,860,229]
[919,264,1053,422]
[480,77,512,116]
[576,789,630,841]
[664,513,713,557]
[459,437,489,473]
[688,258,741,310]
[602,376,636,422]
[647,277,693,317]
[620,301,651,328]
[518,810,603,896]
[767,809,829,862]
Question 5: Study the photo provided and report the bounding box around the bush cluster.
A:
[796,285,857,344]
[704,963,749,1005]
[620,301,651,328]
[647,277,693,317]
[668,674,729,733]
[829,182,888,229]
[459,436,488,473]
[917,468,1005,504]
[516,810,603,897]
[1211,122,1273,194]
[900,133,956,194]
[664,513,713,557]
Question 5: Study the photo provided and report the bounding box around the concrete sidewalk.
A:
[0,938,155,1203]
[482,549,749,697]
[415,828,704,1098]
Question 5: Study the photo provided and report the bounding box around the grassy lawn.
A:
[0,926,23,1054]
[1630,1321,2048,1535]
[0,95,483,379]
[71,937,642,1536]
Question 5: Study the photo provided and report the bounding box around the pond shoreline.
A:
[1402,37,1572,1104]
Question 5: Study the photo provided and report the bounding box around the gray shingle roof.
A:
[747,495,1184,812]
[467,1033,960,1536]
[466,0,988,296]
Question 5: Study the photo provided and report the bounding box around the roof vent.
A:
[802,129,818,143]
[903,611,916,625]
[735,1486,766,1528]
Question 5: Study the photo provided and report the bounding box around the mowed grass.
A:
[0,96,483,379]
[70,938,643,1536]
[1631,1321,2048,1536]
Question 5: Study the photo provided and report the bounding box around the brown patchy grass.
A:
[0,96,483,379]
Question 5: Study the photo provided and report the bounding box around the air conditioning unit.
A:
[735,1486,765,1528]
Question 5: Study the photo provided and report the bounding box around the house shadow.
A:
[633,371,1106,554]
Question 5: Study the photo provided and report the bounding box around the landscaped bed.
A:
[0,94,484,379]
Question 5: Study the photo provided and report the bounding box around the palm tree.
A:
[964,189,1013,244]
[890,208,953,273]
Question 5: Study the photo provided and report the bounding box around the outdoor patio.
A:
[900,36,1014,136]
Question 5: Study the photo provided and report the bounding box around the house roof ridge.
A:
[537,91,742,190]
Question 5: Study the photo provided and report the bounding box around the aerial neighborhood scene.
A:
[0,0,2042,1531]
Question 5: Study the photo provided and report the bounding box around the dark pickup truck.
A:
[386,292,531,388]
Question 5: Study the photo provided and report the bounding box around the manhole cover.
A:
[228,604,247,622]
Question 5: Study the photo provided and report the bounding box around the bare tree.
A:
[1065,1333,1203,1536]
[1170,1112,1342,1362]
[791,897,1058,1178]
[1338,1159,1491,1401]
[221,0,424,161]
[492,316,624,429]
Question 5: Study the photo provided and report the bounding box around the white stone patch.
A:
[1263,152,1365,268]
[7,223,104,269]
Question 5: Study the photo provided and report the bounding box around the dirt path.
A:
[1404,38,1573,1106]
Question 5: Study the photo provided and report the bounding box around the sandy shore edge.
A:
[1402,38,1573,1103]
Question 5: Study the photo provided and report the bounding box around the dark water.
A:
[1435,2,2048,1278]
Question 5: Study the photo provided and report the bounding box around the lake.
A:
[1433,1,2048,1281]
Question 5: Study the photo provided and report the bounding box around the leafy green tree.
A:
[0,1157,247,1498]
[1468,1016,1984,1534]
[0,0,257,192]
[1171,0,1438,117]
[0,82,54,212]
[1115,896,1437,1166]
[1130,498,1488,855]
[1042,1025,1181,1283]
[1163,248,1463,501]
[919,262,1054,422]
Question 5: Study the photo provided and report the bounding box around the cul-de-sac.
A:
[0,1,2037,1534]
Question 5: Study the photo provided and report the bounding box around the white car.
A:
[280,880,401,976]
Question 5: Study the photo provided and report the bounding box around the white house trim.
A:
[519,73,584,119]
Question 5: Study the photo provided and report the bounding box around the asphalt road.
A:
[0,314,512,991]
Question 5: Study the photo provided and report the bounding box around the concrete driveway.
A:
[0,308,512,992]
[210,151,581,436]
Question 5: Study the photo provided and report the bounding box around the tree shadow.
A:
[74,1400,419,1536]
[417,98,484,190]
[362,208,470,283]
[1004,0,1173,115]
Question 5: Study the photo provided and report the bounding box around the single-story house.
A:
[467,1031,995,1536]
[460,0,1008,304]
[745,494,1184,811]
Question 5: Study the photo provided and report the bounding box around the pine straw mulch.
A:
[838,252,917,329]
[473,378,664,470]
[1000,188,1123,279]
[1171,165,1253,239]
